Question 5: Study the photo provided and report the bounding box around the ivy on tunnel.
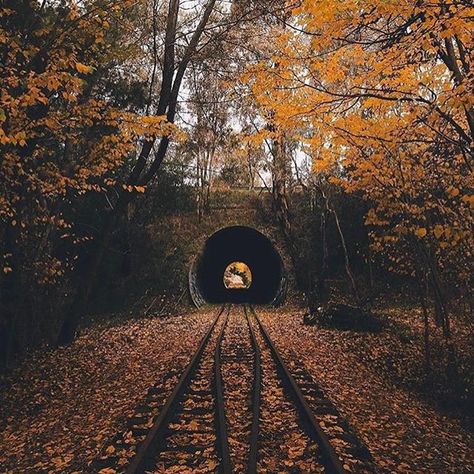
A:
[189,226,286,306]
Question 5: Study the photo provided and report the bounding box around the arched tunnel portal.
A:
[189,226,287,306]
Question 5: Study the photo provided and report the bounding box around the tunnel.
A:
[189,226,287,306]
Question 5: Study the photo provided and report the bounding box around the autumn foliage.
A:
[0,3,473,471]
[0,0,472,364]
[0,1,166,285]
[242,0,473,337]
[0,0,178,360]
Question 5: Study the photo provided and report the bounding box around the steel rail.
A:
[126,304,226,474]
[249,306,348,474]
[214,306,233,474]
[243,305,262,474]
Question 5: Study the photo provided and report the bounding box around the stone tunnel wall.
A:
[189,226,287,306]
[184,191,292,306]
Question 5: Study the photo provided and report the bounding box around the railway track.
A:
[97,304,374,473]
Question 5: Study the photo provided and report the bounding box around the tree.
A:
[57,0,289,344]
[0,0,165,363]
[242,0,473,351]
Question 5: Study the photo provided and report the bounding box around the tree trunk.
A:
[416,240,458,380]
[57,210,118,345]
[57,0,218,346]
[332,207,360,305]
[317,207,329,302]
[366,244,374,293]
[0,223,21,366]
[418,274,432,372]
[271,134,303,290]
[318,185,360,305]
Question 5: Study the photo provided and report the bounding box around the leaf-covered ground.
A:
[1,303,473,473]
[249,312,323,473]
[220,308,254,472]
[0,309,216,473]
[257,305,474,473]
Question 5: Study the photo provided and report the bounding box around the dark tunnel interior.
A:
[189,226,286,306]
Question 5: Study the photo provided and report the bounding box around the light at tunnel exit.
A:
[223,262,252,289]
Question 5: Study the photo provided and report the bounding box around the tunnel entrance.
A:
[189,226,286,306]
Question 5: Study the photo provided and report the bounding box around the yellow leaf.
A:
[447,187,460,198]
[415,227,427,238]
[462,194,474,209]
[75,62,93,74]
[188,420,199,430]
[105,445,115,455]
[433,225,443,239]
[62,91,77,102]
